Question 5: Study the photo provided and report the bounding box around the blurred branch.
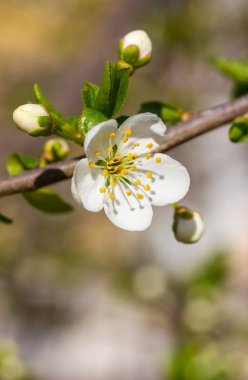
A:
[1,94,248,197]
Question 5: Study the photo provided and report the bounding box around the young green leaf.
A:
[211,57,248,83]
[34,83,66,126]
[7,153,38,175]
[82,81,100,109]
[109,64,129,117]
[24,188,73,214]
[229,116,248,143]
[139,101,182,123]
[79,107,108,136]
[95,62,111,116]
[0,212,13,224]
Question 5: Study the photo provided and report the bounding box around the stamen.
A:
[126,191,132,196]
[123,136,128,143]
[111,181,117,187]
[127,153,133,160]
[99,188,106,193]
[135,179,141,185]
[120,169,127,175]
[88,161,95,168]
[102,169,108,176]
[146,153,151,160]
[133,142,140,147]
[109,193,115,200]
[133,153,138,159]
[95,151,100,156]
[144,184,150,191]
[108,146,113,153]
[125,128,132,136]
[136,193,143,199]
[146,172,153,178]
[109,132,116,138]
[146,143,153,149]
[156,157,162,163]
[129,166,136,171]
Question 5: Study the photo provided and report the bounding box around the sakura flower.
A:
[72,113,190,231]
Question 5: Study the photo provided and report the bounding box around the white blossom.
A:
[72,113,190,231]
[119,30,152,67]
[13,104,51,136]
[173,207,205,243]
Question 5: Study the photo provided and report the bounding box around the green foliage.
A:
[139,101,182,123]
[81,81,100,108]
[79,107,108,135]
[0,213,13,224]
[229,116,248,143]
[24,188,73,214]
[211,57,248,83]
[7,153,73,214]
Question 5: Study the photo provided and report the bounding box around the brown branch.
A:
[1,94,248,197]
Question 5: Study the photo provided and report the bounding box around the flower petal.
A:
[135,153,190,206]
[72,158,105,212]
[117,113,166,155]
[84,119,118,162]
[103,184,153,231]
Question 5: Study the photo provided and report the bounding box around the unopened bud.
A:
[42,138,69,164]
[13,104,52,136]
[119,30,152,68]
[173,206,205,244]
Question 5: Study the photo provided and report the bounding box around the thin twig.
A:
[1,94,248,197]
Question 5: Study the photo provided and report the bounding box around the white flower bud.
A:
[119,30,152,68]
[13,104,52,136]
[43,138,69,163]
[173,207,205,244]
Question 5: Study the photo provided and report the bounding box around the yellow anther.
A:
[111,181,117,187]
[133,142,140,147]
[123,136,128,143]
[109,132,116,138]
[108,146,113,153]
[136,193,143,199]
[99,187,106,193]
[120,169,127,175]
[144,184,150,191]
[126,191,132,196]
[133,153,138,159]
[146,143,153,149]
[135,179,141,185]
[156,157,162,163]
[146,153,151,160]
[88,161,95,168]
[109,193,115,200]
[102,169,108,176]
[125,128,132,136]
[146,172,153,178]
[127,153,133,160]
[108,159,114,165]
[95,151,100,156]
[129,166,136,171]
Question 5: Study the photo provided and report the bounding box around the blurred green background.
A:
[1,0,248,379]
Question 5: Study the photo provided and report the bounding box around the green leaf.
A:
[139,101,182,123]
[211,57,248,83]
[7,153,38,175]
[34,83,66,126]
[0,212,13,224]
[229,116,248,143]
[82,81,100,108]
[95,62,111,115]
[24,188,73,214]
[79,107,108,136]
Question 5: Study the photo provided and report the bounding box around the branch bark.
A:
[1,94,248,197]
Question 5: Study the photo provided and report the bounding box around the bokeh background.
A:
[1,0,248,379]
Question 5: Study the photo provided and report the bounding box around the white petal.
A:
[135,153,190,206]
[117,113,166,155]
[103,184,153,231]
[72,158,105,212]
[84,119,118,162]
[123,30,152,59]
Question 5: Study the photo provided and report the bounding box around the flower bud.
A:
[42,138,69,164]
[13,104,52,136]
[172,206,205,244]
[119,30,152,68]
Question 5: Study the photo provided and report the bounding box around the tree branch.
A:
[1,94,248,197]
